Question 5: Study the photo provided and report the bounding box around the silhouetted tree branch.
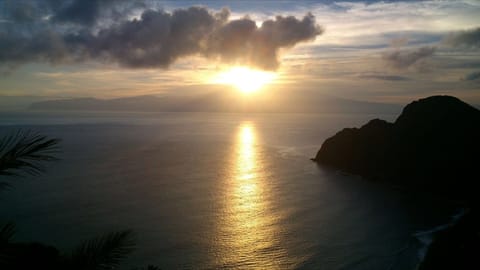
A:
[67,230,136,270]
[0,130,60,190]
[0,222,15,244]
[0,131,161,269]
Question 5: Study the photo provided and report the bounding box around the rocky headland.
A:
[312,95,480,269]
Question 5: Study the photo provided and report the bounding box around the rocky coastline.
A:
[312,96,480,269]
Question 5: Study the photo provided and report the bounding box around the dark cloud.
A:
[50,0,145,26]
[1,0,49,24]
[52,0,105,26]
[463,71,480,81]
[444,27,480,49]
[0,1,323,71]
[9,3,39,23]
[206,12,322,69]
[382,46,436,70]
[88,7,222,68]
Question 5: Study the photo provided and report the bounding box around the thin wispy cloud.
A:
[382,46,436,71]
[358,74,411,81]
[463,71,480,81]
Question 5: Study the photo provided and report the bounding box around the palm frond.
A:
[69,230,135,270]
[0,222,16,243]
[0,130,60,186]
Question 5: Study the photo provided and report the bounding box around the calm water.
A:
[0,111,456,269]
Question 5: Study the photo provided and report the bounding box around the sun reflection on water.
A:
[236,125,256,181]
[214,122,290,269]
[234,124,260,218]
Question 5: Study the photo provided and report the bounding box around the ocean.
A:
[0,111,458,269]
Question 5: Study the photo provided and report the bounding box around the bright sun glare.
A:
[213,66,277,93]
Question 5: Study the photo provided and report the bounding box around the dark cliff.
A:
[313,95,480,202]
[313,95,480,269]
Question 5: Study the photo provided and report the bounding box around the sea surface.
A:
[0,111,458,269]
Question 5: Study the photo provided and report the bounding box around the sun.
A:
[213,66,277,93]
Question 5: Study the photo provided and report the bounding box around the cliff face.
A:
[315,118,394,180]
[314,95,480,202]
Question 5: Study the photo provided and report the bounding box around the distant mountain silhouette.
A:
[0,96,54,111]
[313,95,480,201]
[28,90,401,114]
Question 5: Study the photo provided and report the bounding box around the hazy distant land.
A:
[26,91,402,114]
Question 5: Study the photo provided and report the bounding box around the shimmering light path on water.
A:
[0,112,451,270]
[214,122,293,269]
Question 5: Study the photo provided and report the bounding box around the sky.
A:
[1,0,480,104]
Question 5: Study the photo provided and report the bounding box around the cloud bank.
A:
[382,46,436,70]
[359,74,410,81]
[463,71,480,81]
[0,1,323,70]
[445,27,480,49]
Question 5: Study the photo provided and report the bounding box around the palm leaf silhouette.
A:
[0,130,60,189]
[0,222,16,244]
[0,131,160,269]
[68,230,135,270]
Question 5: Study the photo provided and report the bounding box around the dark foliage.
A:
[0,131,161,269]
[68,230,136,270]
[0,222,15,244]
[0,130,60,189]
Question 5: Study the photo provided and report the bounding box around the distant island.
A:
[27,91,401,114]
[312,95,480,269]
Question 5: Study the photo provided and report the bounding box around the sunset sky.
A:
[1,0,480,104]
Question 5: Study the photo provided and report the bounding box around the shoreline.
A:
[416,207,479,269]
[414,208,468,269]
